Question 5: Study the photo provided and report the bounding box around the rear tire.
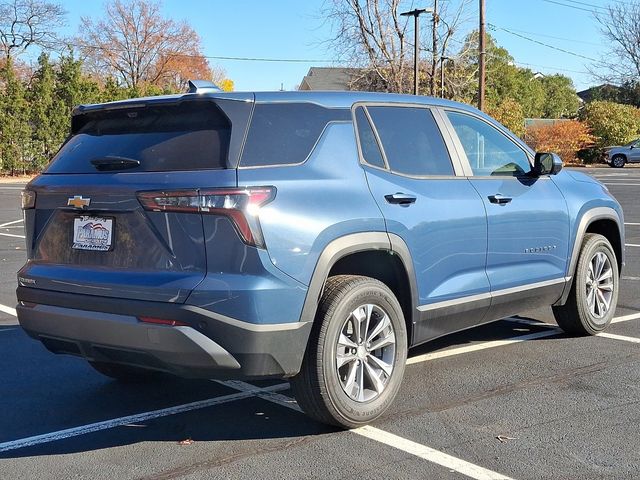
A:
[89,361,166,383]
[553,233,619,335]
[611,154,626,168]
[291,275,407,428]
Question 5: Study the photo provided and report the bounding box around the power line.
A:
[489,24,598,62]
[540,0,597,13]
[490,25,601,47]
[54,40,335,64]
[548,0,607,10]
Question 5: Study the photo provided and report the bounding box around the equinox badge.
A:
[67,195,91,209]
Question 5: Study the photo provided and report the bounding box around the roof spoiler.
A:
[187,79,223,94]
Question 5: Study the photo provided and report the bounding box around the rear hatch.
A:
[19,93,253,303]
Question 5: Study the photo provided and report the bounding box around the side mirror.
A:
[534,152,563,176]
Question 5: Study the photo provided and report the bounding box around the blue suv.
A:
[17,87,624,427]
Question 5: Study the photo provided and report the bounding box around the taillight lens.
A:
[21,190,36,209]
[137,187,275,248]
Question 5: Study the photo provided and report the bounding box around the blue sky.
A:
[53,0,612,92]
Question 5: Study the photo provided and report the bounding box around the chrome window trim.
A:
[417,277,570,312]
[350,101,465,178]
[439,107,535,178]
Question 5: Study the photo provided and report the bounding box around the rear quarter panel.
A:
[237,121,387,286]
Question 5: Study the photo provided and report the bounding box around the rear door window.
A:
[366,106,454,176]
[354,107,386,168]
[240,103,351,167]
[46,101,231,173]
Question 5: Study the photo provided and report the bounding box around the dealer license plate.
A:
[72,216,113,251]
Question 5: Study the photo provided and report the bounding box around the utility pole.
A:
[401,8,433,95]
[478,0,486,111]
[431,0,439,96]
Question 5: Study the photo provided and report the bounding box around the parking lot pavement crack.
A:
[134,436,313,480]
[501,398,640,438]
[385,352,640,421]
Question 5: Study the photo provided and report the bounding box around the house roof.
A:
[576,84,621,103]
[299,67,362,91]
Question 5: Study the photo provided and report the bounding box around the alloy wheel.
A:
[585,251,614,320]
[335,303,396,402]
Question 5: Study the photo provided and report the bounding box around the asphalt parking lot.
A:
[0,167,639,480]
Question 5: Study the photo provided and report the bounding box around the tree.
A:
[595,2,640,85]
[539,75,580,118]
[451,33,578,118]
[0,0,66,60]
[580,100,640,148]
[29,53,60,171]
[526,120,595,164]
[486,98,525,137]
[0,57,31,174]
[325,0,471,94]
[77,0,211,91]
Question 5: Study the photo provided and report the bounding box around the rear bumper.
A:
[16,287,312,379]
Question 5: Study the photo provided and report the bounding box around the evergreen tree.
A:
[29,53,61,171]
[0,57,31,174]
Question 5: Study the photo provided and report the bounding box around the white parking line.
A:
[0,232,25,239]
[406,330,559,365]
[604,183,640,186]
[0,383,290,453]
[354,427,514,480]
[625,244,640,248]
[626,223,640,226]
[611,312,640,324]
[0,219,23,228]
[1,307,637,460]
[598,332,640,344]
[0,304,17,317]
[220,381,514,480]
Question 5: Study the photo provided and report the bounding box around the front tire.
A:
[611,154,626,168]
[553,234,619,335]
[291,275,407,428]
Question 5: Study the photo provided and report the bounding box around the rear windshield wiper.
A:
[90,156,141,171]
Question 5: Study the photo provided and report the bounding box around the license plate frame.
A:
[72,216,114,252]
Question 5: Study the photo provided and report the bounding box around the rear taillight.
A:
[21,190,36,209]
[137,187,275,248]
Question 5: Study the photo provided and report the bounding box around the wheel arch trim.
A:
[299,232,418,328]
[558,206,624,305]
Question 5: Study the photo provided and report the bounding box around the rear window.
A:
[46,102,231,173]
[240,103,350,167]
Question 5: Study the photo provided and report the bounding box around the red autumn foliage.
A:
[526,120,595,164]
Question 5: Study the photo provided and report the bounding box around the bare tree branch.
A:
[0,0,66,59]
[77,0,211,91]
[593,2,640,85]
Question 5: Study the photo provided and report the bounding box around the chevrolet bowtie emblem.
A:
[67,195,91,209]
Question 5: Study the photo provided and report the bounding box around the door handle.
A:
[385,193,417,205]
[488,193,512,204]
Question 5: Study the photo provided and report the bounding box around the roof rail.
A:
[187,79,223,94]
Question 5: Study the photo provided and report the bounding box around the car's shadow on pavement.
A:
[0,373,339,459]
[0,317,561,460]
